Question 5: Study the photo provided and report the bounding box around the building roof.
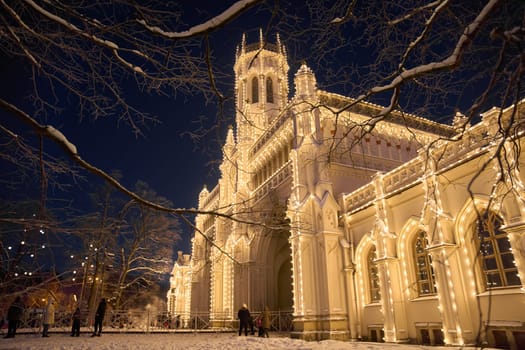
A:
[318,91,456,137]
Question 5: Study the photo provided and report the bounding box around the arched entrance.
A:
[277,252,293,310]
[265,229,293,312]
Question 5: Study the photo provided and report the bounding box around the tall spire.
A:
[259,28,264,49]
[241,32,246,55]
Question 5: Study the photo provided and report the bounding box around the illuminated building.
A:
[166,251,192,327]
[171,32,525,348]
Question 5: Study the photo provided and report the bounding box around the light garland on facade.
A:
[354,237,367,309]
[398,220,417,299]
[292,232,305,315]
[185,28,525,344]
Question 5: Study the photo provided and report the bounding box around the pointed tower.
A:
[234,31,290,145]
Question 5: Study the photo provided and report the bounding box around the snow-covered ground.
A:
[0,332,496,350]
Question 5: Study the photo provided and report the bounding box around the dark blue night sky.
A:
[1,0,513,257]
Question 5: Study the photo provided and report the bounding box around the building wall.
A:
[169,33,525,348]
[342,103,525,347]
[166,252,192,327]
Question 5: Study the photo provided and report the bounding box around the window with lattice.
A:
[414,231,437,296]
[476,211,520,288]
[368,246,380,303]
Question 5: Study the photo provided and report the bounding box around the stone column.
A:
[372,174,408,342]
[340,235,360,340]
[421,171,475,345]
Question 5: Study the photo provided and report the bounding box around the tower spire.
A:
[259,28,264,49]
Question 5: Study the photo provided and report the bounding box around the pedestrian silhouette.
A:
[92,298,107,337]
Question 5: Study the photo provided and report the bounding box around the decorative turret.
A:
[198,185,209,208]
[294,62,317,100]
[452,111,470,131]
[223,125,235,157]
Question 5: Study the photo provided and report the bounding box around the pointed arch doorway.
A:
[262,228,293,312]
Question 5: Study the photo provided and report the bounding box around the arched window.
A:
[368,246,380,303]
[414,231,436,296]
[266,77,274,103]
[251,76,259,103]
[476,211,520,288]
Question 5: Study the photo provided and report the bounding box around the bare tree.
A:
[0,0,233,304]
[0,0,272,246]
[65,178,180,314]
[109,181,180,310]
[0,200,63,299]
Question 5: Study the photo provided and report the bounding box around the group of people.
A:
[237,304,270,338]
[2,296,107,338]
[4,298,272,338]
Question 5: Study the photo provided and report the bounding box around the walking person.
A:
[92,298,107,337]
[71,307,81,337]
[42,299,55,337]
[237,303,251,336]
[261,306,271,338]
[4,296,23,338]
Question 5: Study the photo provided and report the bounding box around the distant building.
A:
[166,251,191,327]
[169,31,525,348]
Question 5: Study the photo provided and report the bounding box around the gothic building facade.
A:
[166,251,191,326]
[170,33,525,348]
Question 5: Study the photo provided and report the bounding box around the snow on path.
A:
[0,333,494,350]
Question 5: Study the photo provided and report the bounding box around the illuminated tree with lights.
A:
[66,180,179,314]
[0,201,62,300]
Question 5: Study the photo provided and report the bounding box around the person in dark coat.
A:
[71,307,81,337]
[92,298,107,337]
[4,296,23,338]
[237,303,251,336]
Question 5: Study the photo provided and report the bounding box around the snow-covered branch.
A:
[340,0,502,115]
[137,0,261,39]
[397,0,450,71]
[23,0,149,76]
[1,97,281,232]
[387,0,444,26]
